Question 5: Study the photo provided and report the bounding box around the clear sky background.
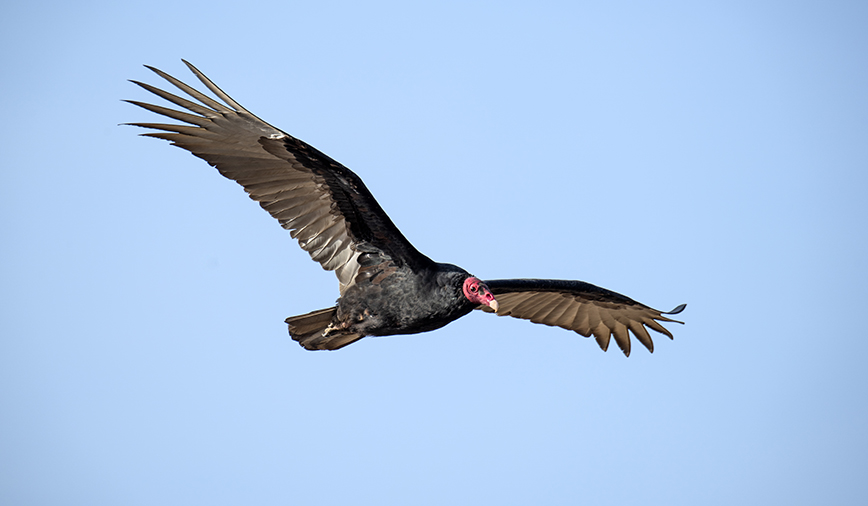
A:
[2,1,867,504]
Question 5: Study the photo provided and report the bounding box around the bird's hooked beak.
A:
[479,285,499,313]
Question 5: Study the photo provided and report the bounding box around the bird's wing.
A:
[481,279,685,356]
[126,61,433,293]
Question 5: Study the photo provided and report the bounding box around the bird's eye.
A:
[471,285,478,293]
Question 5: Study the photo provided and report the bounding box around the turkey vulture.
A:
[126,60,685,356]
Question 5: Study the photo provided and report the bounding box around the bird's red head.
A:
[463,277,499,312]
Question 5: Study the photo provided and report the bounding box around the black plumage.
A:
[127,60,685,356]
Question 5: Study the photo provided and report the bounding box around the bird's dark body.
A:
[127,60,686,356]
[337,262,475,337]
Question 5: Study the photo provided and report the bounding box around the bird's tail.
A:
[285,307,364,351]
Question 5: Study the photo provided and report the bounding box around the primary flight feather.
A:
[127,60,685,356]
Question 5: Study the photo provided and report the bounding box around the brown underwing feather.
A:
[126,60,433,294]
[484,279,684,357]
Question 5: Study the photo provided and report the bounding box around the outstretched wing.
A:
[482,279,685,356]
[126,60,433,293]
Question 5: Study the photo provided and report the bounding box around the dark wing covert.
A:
[482,279,686,356]
[125,60,432,293]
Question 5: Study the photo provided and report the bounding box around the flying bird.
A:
[126,60,685,356]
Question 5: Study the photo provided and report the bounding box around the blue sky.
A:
[2,1,867,504]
